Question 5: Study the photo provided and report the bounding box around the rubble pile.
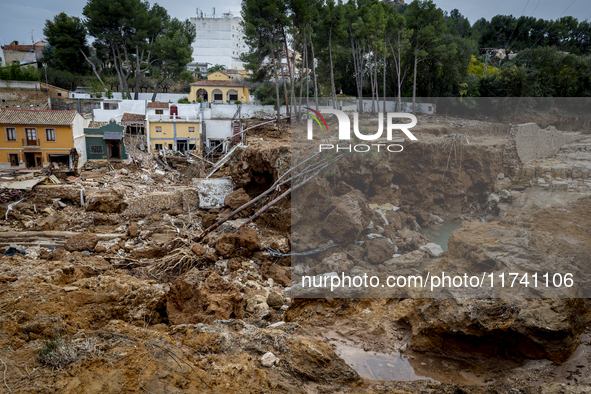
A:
[0,115,591,393]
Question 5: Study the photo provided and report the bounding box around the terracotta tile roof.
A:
[190,80,246,88]
[0,109,77,126]
[87,121,107,129]
[121,113,145,122]
[147,102,169,109]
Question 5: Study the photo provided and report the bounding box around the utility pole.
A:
[42,63,50,110]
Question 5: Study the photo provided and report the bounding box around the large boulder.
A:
[321,190,372,243]
[64,232,99,252]
[224,188,250,210]
[166,270,245,325]
[364,237,397,265]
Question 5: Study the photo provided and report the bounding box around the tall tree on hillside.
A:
[151,18,196,101]
[83,0,169,99]
[318,0,346,109]
[366,1,387,113]
[405,0,446,113]
[242,0,290,123]
[345,0,369,113]
[386,8,410,111]
[43,13,91,75]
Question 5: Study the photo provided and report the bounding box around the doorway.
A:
[24,152,42,168]
[176,140,188,153]
[106,141,121,160]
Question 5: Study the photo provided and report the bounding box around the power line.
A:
[507,0,541,52]
[514,0,577,59]
[505,0,531,49]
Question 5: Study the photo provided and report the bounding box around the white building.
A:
[190,11,246,71]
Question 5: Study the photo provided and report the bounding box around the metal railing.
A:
[22,138,40,147]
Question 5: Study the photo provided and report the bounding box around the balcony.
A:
[22,138,40,148]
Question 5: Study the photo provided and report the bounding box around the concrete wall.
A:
[0,80,41,89]
[208,104,286,119]
[513,123,581,163]
[93,100,147,122]
[204,119,232,140]
[111,92,189,102]
[51,98,102,113]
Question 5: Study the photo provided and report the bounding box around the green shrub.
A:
[178,97,190,103]
[234,100,242,104]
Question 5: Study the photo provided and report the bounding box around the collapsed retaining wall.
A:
[514,123,580,163]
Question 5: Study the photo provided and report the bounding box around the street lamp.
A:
[42,63,50,109]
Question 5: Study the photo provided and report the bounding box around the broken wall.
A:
[513,123,580,163]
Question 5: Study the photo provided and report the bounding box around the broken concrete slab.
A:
[193,177,234,209]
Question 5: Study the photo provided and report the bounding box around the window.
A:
[209,139,222,149]
[90,145,103,154]
[168,144,173,149]
[155,126,162,133]
[155,144,163,150]
[25,128,37,145]
[189,127,195,133]
[104,103,118,110]
[214,94,223,101]
[9,154,18,167]
[155,109,164,115]
[6,128,16,141]
[229,94,238,101]
[57,93,62,97]
[45,128,56,142]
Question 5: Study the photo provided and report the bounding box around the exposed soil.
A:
[0,115,590,393]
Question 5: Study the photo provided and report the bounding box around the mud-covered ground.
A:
[0,114,591,393]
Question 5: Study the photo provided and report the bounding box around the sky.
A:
[0,0,590,47]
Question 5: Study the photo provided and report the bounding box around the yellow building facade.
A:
[0,109,86,169]
[189,71,250,104]
[148,120,201,154]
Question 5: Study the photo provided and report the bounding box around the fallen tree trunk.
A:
[0,231,122,240]
[193,151,333,242]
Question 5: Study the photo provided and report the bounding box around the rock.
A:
[64,233,99,252]
[318,252,354,274]
[94,245,107,254]
[321,190,372,243]
[128,222,139,237]
[236,228,259,251]
[166,270,245,325]
[420,242,444,257]
[487,193,500,205]
[499,189,511,201]
[201,213,217,228]
[224,188,250,210]
[334,181,356,196]
[267,292,285,309]
[191,243,207,256]
[131,246,167,259]
[109,244,120,253]
[270,237,290,254]
[246,295,269,314]
[215,233,237,257]
[385,210,403,230]
[493,177,512,192]
[260,352,279,367]
[364,237,397,265]
[62,286,79,292]
[86,189,128,213]
[120,168,129,175]
[384,250,425,269]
